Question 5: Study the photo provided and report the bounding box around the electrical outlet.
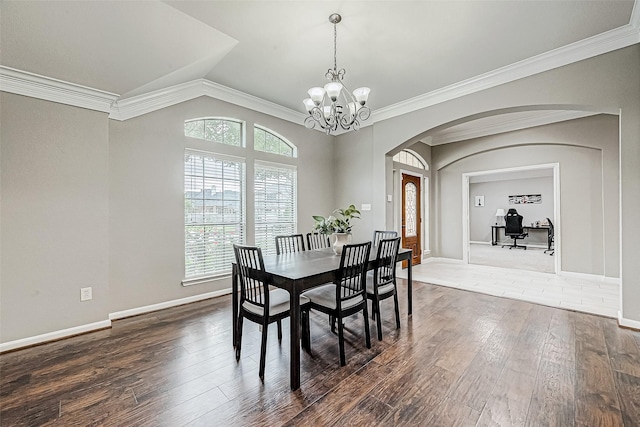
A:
[80,287,92,301]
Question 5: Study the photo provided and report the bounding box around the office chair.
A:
[502,208,528,250]
[544,217,555,255]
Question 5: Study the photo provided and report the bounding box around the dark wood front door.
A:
[401,173,421,266]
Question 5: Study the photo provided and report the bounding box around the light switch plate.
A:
[361,203,371,211]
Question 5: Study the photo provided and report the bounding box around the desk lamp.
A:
[495,208,505,226]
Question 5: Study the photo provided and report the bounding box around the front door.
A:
[401,173,421,266]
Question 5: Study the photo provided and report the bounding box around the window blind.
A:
[184,150,245,278]
[254,162,297,256]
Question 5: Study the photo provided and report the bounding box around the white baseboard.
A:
[0,319,112,353]
[470,240,491,245]
[559,270,620,284]
[618,311,640,330]
[109,288,231,320]
[424,257,465,264]
[1,288,233,353]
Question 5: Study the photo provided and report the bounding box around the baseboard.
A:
[470,240,491,245]
[109,288,232,320]
[424,257,465,264]
[559,270,620,284]
[0,319,112,353]
[1,288,233,353]
[618,311,640,330]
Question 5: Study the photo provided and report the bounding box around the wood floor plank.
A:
[2,282,640,427]
[574,313,624,427]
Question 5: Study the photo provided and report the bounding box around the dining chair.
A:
[303,241,372,366]
[307,232,331,250]
[366,237,401,341]
[372,230,398,246]
[234,244,311,381]
[275,234,306,255]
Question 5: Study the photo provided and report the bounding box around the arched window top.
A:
[254,125,297,158]
[184,117,244,147]
[393,149,428,170]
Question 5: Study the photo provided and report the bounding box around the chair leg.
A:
[393,291,401,330]
[330,315,336,334]
[337,314,346,366]
[362,303,371,349]
[371,300,376,320]
[302,310,311,353]
[277,319,282,342]
[235,315,244,361]
[375,298,383,341]
[259,320,269,381]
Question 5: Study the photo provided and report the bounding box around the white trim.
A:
[424,256,465,264]
[109,288,231,320]
[618,312,640,330]
[372,24,640,124]
[470,241,491,245]
[0,66,118,113]
[462,163,560,272]
[0,320,111,353]
[182,274,231,287]
[109,79,307,124]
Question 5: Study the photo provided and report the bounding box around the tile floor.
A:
[397,257,619,318]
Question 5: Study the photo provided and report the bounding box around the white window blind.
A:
[254,162,297,256]
[184,150,245,278]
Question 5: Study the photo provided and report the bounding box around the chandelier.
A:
[303,13,371,134]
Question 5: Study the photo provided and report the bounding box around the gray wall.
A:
[1,93,110,342]
[1,94,335,343]
[470,176,554,245]
[336,45,638,321]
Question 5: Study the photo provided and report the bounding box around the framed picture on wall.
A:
[474,195,485,207]
[509,194,542,204]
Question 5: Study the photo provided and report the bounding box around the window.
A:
[254,162,297,256]
[184,118,243,147]
[393,149,427,170]
[254,126,296,157]
[184,150,245,279]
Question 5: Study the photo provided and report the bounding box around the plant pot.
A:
[332,232,351,255]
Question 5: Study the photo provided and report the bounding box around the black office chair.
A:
[303,242,372,366]
[275,234,305,255]
[372,230,398,246]
[502,208,528,250]
[307,232,331,250]
[234,244,311,381]
[544,218,555,255]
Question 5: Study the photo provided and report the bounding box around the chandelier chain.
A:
[333,22,337,74]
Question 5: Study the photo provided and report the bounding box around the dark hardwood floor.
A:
[2,280,640,426]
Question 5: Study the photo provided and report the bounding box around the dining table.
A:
[231,246,413,390]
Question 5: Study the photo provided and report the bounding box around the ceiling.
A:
[1,1,637,133]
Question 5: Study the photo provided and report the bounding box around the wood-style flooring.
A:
[2,280,640,426]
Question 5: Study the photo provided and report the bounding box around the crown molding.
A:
[2,16,638,126]
[110,78,306,124]
[428,110,598,145]
[372,24,640,124]
[0,66,118,113]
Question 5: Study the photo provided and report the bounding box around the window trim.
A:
[184,117,246,148]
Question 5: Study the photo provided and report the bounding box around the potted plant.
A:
[313,204,361,254]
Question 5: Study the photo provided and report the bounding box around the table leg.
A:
[289,289,301,390]
[407,257,413,315]
[232,264,238,348]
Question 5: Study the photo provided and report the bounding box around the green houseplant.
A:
[312,204,361,254]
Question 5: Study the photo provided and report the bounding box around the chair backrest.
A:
[233,244,269,309]
[373,237,401,287]
[505,209,524,235]
[307,232,331,250]
[372,230,398,246]
[275,234,305,255]
[335,242,372,304]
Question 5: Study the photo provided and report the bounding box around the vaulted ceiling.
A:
[1,1,638,131]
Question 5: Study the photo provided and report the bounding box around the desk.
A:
[491,225,552,250]
[232,247,412,390]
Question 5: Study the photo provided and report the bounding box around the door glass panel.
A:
[405,182,417,237]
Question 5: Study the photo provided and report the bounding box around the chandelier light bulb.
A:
[308,87,325,105]
[303,98,315,112]
[324,82,343,101]
[353,87,371,105]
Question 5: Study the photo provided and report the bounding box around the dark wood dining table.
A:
[232,246,413,390]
